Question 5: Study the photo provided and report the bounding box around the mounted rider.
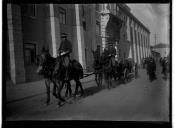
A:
[57,34,72,80]
[58,34,72,66]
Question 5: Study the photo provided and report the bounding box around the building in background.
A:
[6,3,151,84]
[97,4,151,64]
[151,43,169,57]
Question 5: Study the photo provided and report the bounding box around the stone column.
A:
[141,29,145,58]
[130,26,135,61]
[131,21,137,63]
[137,28,141,65]
[147,34,150,56]
[7,4,26,84]
[72,4,86,69]
[143,31,147,57]
[91,4,96,51]
[148,33,150,56]
[146,34,148,57]
[135,24,141,65]
[138,26,143,61]
[140,30,144,60]
[100,4,110,51]
[127,17,132,59]
[45,4,61,58]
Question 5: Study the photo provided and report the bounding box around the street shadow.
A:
[81,86,106,98]
[63,75,137,105]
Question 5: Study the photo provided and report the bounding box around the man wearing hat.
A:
[58,34,72,81]
[58,34,72,59]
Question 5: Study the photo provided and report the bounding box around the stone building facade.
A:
[97,4,151,63]
[6,3,151,84]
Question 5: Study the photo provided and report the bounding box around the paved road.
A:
[6,66,170,121]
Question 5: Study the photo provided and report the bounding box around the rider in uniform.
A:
[58,34,72,65]
[58,34,73,97]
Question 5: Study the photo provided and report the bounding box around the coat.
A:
[59,39,72,54]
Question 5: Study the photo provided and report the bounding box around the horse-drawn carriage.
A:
[92,48,135,87]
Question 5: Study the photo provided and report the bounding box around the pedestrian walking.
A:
[134,63,138,79]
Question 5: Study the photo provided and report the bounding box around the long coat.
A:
[59,39,72,53]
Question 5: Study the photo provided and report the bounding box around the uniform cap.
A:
[61,33,68,38]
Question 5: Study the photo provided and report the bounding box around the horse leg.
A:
[75,80,84,96]
[95,73,99,87]
[65,82,68,97]
[52,81,58,98]
[45,79,51,105]
[67,81,72,97]
[79,80,84,96]
[65,81,72,97]
[99,73,103,87]
[56,81,65,106]
[74,81,79,96]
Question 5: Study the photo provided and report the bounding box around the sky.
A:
[127,4,170,46]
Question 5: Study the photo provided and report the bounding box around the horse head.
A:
[37,52,47,74]
[37,51,53,75]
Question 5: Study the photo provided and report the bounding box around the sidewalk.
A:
[6,73,95,104]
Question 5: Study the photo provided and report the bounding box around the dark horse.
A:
[92,51,103,87]
[101,54,116,89]
[37,51,84,106]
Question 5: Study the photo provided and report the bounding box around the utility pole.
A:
[154,34,158,46]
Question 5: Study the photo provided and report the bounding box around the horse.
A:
[37,51,84,106]
[102,54,116,89]
[92,50,103,87]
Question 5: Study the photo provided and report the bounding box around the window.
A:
[96,4,100,11]
[82,5,85,17]
[59,7,66,24]
[22,4,36,17]
[96,21,100,35]
[83,21,86,31]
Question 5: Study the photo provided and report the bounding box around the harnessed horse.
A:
[92,51,103,87]
[102,54,116,89]
[37,51,84,106]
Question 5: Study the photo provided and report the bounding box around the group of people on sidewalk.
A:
[145,57,157,82]
[159,57,169,79]
[142,55,169,82]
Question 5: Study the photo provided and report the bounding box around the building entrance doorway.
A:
[24,43,42,82]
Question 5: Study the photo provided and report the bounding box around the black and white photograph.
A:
[4,1,171,127]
